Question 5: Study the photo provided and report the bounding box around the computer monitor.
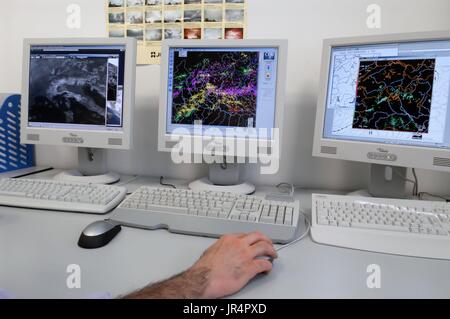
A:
[21,38,136,184]
[159,40,288,194]
[313,31,450,198]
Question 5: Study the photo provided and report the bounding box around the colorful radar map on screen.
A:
[172,50,258,127]
[166,47,279,136]
[353,59,435,133]
[323,40,450,149]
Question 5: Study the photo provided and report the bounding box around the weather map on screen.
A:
[171,50,258,128]
[323,40,450,149]
[353,59,435,133]
[166,46,279,137]
[27,44,126,131]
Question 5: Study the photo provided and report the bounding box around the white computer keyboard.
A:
[110,187,301,243]
[0,178,127,214]
[311,193,450,259]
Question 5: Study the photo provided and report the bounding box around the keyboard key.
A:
[208,209,219,218]
[147,205,188,215]
[284,215,293,225]
[261,216,276,224]
[239,214,249,221]
[219,211,229,218]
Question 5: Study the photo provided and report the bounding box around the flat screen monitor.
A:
[313,32,450,172]
[158,39,288,156]
[21,38,136,149]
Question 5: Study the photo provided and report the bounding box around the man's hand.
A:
[191,232,278,299]
[122,232,277,299]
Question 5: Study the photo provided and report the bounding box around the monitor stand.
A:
[348,164,407,199]
[189,163,256,195]
[53,148,120,185]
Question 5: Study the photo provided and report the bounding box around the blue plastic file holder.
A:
[0,94,35,173]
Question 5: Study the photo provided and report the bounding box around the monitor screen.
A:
[165,46,279,138]
[27,44,126,132]
[323,39,450,149]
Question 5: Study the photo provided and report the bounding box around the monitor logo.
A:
[169,124,280,175]
[63,134,84,144]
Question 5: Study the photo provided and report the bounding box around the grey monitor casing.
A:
[158,39,288,160]
[313,31,450,172]
[21,37,136,150]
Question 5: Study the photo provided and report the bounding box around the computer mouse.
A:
[78,220,121,249]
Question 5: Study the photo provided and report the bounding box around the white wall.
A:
[2,0,450,193]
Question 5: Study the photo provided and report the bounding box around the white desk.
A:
[1,171,450,298]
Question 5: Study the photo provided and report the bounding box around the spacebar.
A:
[144,205,188,215]
[0,191,27,197]
[351,222,410,232]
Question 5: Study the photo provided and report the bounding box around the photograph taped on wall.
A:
[105,0,247,64]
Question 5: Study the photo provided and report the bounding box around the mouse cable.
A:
[270,183,311,252]
[418,192,450,202]
[393,168,418,197]
[160,176,177,189]
[276,211,311,253]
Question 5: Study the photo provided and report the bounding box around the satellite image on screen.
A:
[106,86,123,126]
[28,57,108,125]
[353,59,435,133]
[171,50,259,127]
[107,62,118,101]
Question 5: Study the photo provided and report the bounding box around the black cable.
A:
[412,168,418,197]
[11,167,54,179]
[220,156,228,170]
[393,168,416,197]
[160,176,176,189]
[419,192,450,202]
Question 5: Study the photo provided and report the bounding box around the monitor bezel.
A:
[21,37,136,150]
[158,39,288,158]
[313,31,450,172]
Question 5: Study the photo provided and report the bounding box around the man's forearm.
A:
[122,266,210,299]
[122,232,277,299]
